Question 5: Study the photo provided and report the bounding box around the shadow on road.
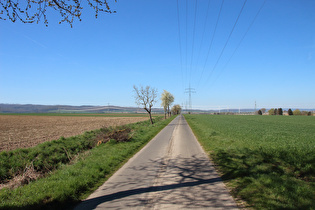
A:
[77,177,222,209]
[76,155,237,209]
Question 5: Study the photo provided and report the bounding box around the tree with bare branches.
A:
[0,0,116,27]
[133,85,158,124]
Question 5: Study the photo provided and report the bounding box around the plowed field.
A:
[0,115,147,151]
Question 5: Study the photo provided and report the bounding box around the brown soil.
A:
[0,115,148,152]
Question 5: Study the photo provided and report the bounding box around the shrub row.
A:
[0,118,151,184]
[0,116,173,209]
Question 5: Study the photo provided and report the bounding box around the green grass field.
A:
[184,114,315,209]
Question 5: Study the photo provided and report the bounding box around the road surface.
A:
[75,115,238,209]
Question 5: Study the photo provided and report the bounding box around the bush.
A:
[94,126,132,145]
[293,109,301,115]
[0,132,96,184]
[288,109,293,115]
[0,126,135,186]
[277,108,283,115]
[0,116,173,209]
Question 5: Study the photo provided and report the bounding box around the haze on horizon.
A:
[1,0,314,110]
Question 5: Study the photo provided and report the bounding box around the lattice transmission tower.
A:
[185,84,196,113]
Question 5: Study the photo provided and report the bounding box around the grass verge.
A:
[0,116,175,209]
[184,114,315,209]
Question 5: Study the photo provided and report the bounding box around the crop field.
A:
[0,114,148,151]
[185,115,315,209]
[0,116,174,209]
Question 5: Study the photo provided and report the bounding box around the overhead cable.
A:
[195,0,212,74]
[203,0,248,86]
[176,0,184,89]
[189,0,198,85]
[209,0,267,88]
[197,0,224,88]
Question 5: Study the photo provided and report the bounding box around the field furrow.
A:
[0,115,148,151]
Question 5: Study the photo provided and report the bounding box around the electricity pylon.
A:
[185,84,196,114]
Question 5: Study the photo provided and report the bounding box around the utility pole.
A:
[254,100,257,114]
[185,84,196,114]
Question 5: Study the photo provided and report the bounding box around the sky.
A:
[1,0,314,110]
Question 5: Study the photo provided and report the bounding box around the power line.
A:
[195,0,211,73]
[209,0,267,88]
[189,0,198,85]
[203,0,248,87]
[176,0,184,89]
[197,0,224,88]
[185,0,188,87]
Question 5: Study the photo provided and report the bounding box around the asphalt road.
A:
[75,115,238,209]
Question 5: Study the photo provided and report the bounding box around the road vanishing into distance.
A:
[75,115,238,209]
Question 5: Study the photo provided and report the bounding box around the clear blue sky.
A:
[1,0,314,110]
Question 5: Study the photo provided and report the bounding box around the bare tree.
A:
[0,0,116,27]
[133,85,157,124]
[161,90,174,119]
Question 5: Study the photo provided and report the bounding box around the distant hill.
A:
[1,104,313,114]
[0,104,164,114]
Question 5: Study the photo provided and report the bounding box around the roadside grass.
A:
[0,116,175,209]
[0,132,96,184]
[184,114,315,209]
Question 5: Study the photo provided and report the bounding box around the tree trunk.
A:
[144,107,154,124]
[149,112,153,124]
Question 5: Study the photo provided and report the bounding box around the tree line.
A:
[257,108,313,116]
[133,85,181,124]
